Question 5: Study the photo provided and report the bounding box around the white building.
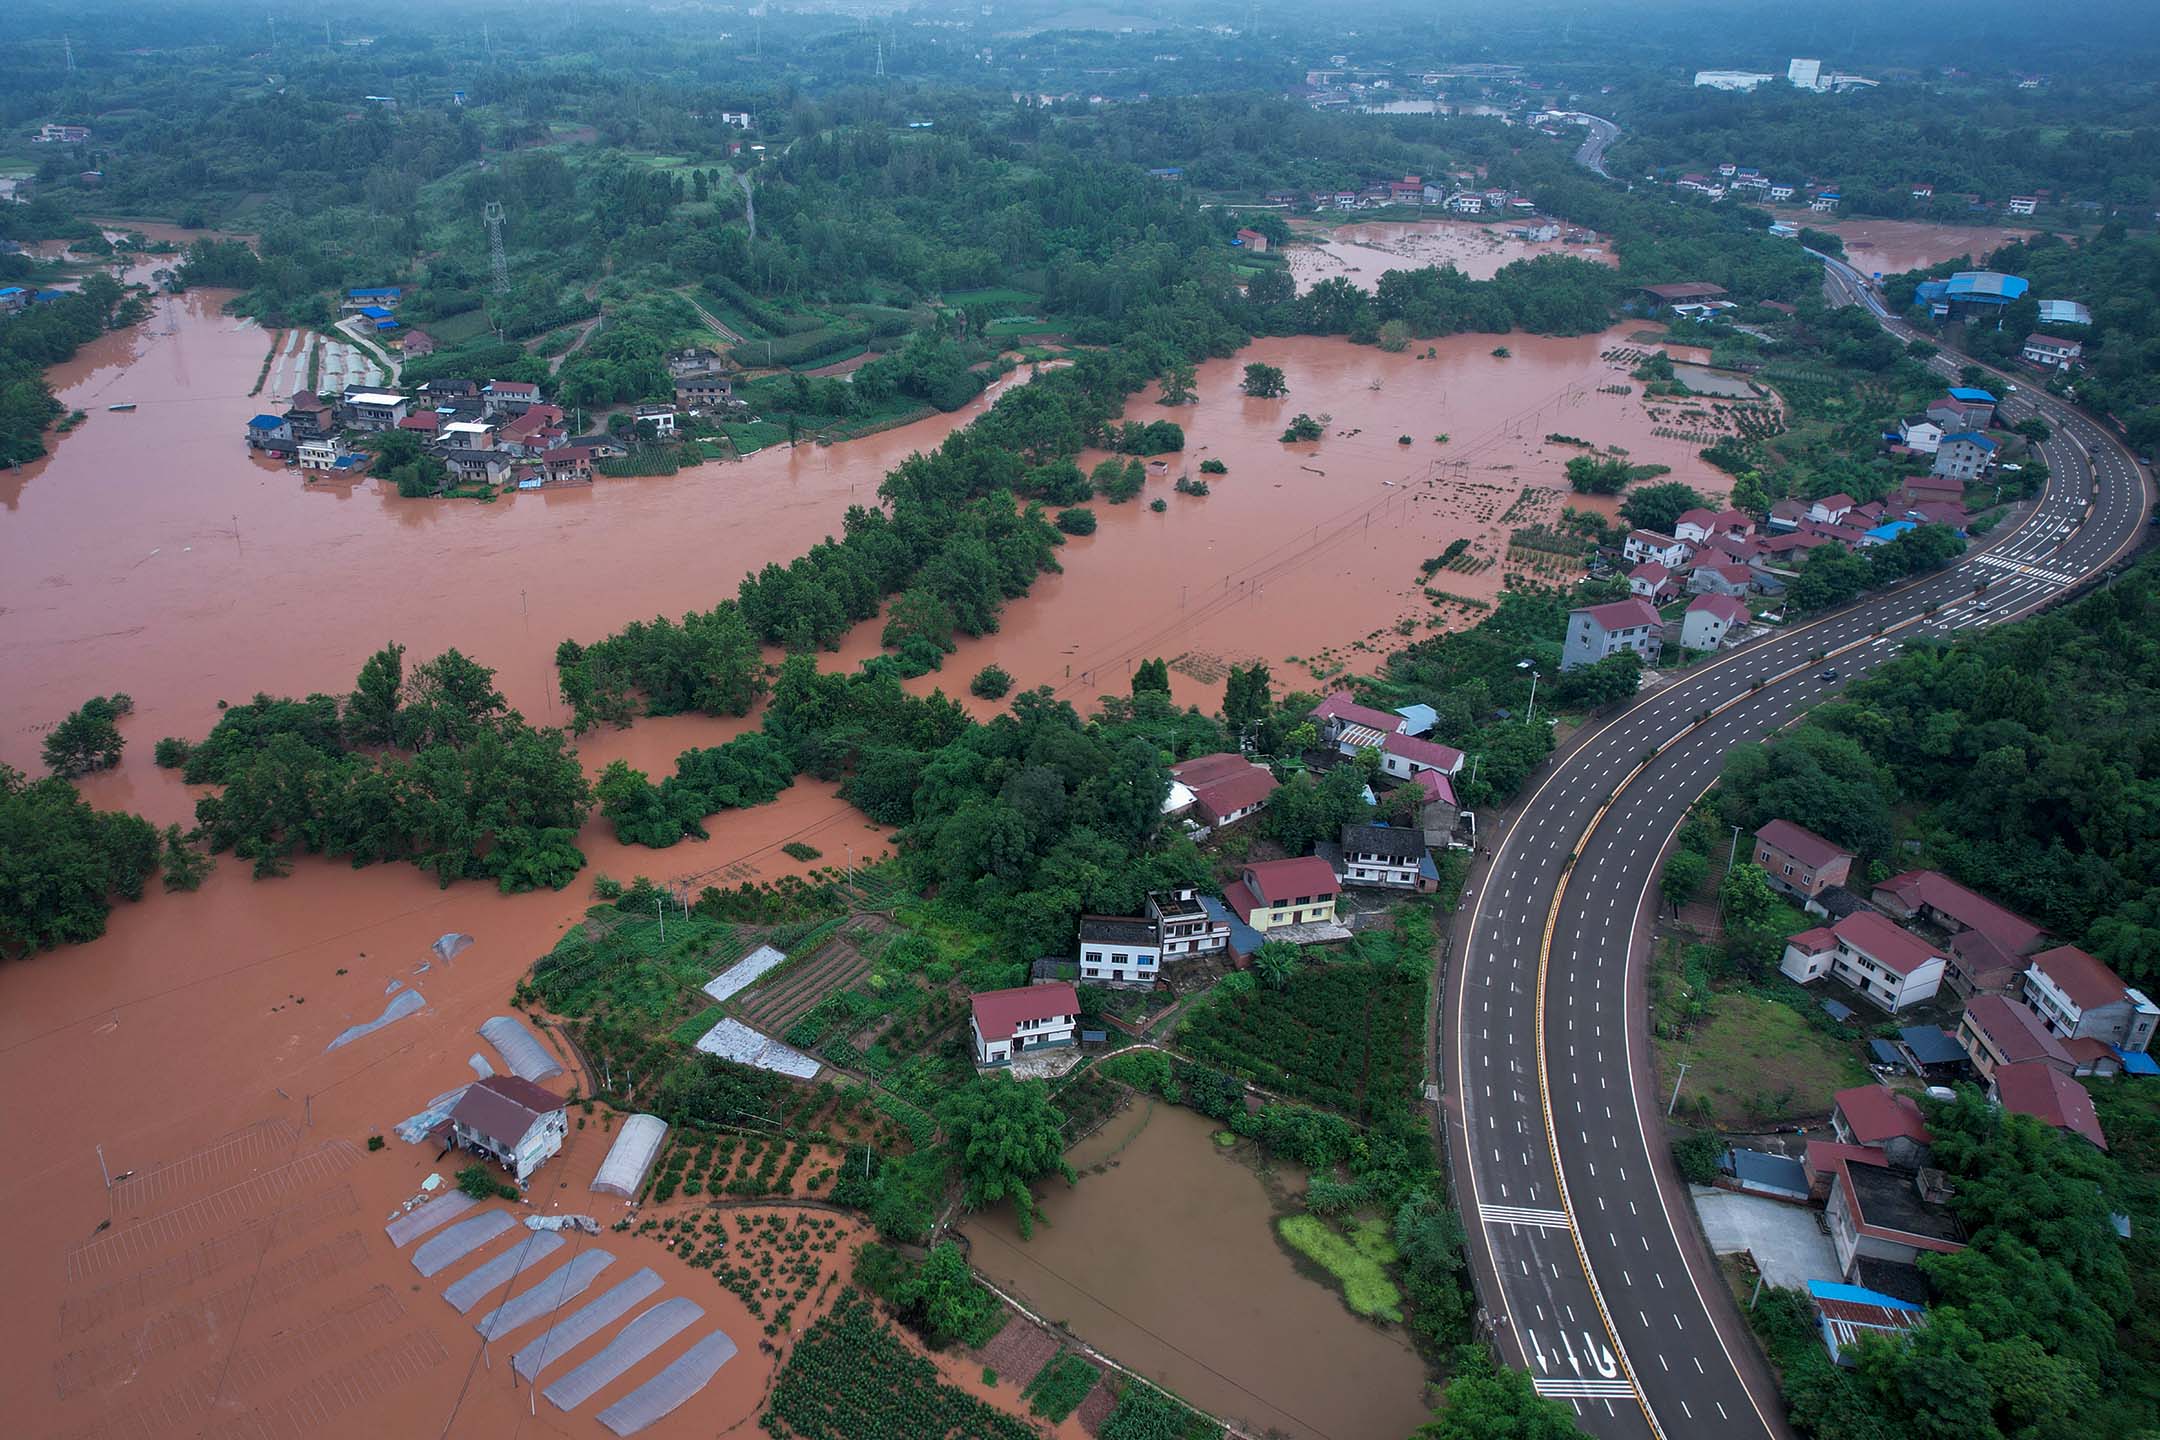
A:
[1378,731,1465,783]
[1622,530,1691,567]
[1077,915,1163,988]
[2006,195,2038,216]
[971,983,1079,1066]
[2022,333,2082,368]
[298,436,350,470]
[1148,887,1230,960]
[1896,417,1944,454]
[448,1075,568,1185]
[1694,71,1775,91]
[2022,944,2160,1053]
[1561,598,1664,672]
[1780,912,1948,1013]
[1336,822,1428,891]
[1788,58,1823,90]
[1681,593,1749,650]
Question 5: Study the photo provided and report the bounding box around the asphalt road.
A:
[1442,121,2152,1439]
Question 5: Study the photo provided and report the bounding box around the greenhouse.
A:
[596,1329,739,1436]
[479,1013,564,1081]
[591,1114,669,1199]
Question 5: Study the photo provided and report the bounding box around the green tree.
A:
[1661,850,1709,914]
[939,1075,1075,1238]
[1158,360,1196,406]
[891,1241,1005,1349]
[1131,658,1170,696]
[1552,651,1642,708]
[1564,454,1634,495]
[42,694,131,778]
[1619,482,1707,535]
[1280,413,1323,442]
[1242,362,1287,398]
[1718,862,1787,978]
[0,765,161,956]
[160,823,212,892]
[1415,1345,1586,1440]
[971,665,1014,700]
[1253,939,1301,989]
[344,642,405,747]
[1223,662,1273,736]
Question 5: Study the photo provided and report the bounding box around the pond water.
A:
[962,1100,1434,1440]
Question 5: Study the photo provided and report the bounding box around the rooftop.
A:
[1242,856,1342,904]
[449,1073,564,1144]
[1382,731,1465,771]
[1341,822,1425,861]
[1078,915,1157,947]
[1755,819,1851,871]
[1834,1084,1933,1145]
[1834,910,1948,978]
[1897,1026,1966,1067]
[1576,598,1663,632]
[1874,871,2044,955]
[1312,691,1404,735]
[1993,1061,2106,1148]
[1962,994,2072,1068]
[972,982,1078,1042]
[1945,387,1997,403]
[1841,1161,1965,1250]
[1688,593,1750,624]
[2028,943,2134,1013]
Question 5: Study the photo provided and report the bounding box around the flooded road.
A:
[0,268,1738,1440]
[1290,217,1613,291]
[964,1100,1433,1440]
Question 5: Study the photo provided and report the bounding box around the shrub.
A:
[1149,498,1167,512]
[456,1164,518,1200]
[366,1134,386,1152]
[970,666,1014,700]
[783,841,823,862]
[1198,458,1227,474]
[1055,506,1097,535]
[1024,1353,1101,1422]
[1673,1133,1724,1185]
[1280,413,1323,443]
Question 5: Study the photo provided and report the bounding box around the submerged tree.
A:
[42,694,132,779]
[939,1075,1075,1239]
[1242,361,1287,398]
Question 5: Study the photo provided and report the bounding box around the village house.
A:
[1942,928,2025,999]
[298,436,353,471]
[341,388,410,431]
[1312,691,1407,753]
[1687,561,1755,598]
[1628,562,1678,603]
[2037,299,2091,329]
[1076,916,1162,989]
[634,403,677,436]
[341,286,402,313]
[1990,1062,2106,1148]
[1781,911,1949,1013]
[1681,593,1750,651]
[1561,598,1664,672]
[675,374,738,410]
[1753,820,1854,900]
[244,413,293,453]
[34,123,92,143]
[447,1074,567,1185]
[1808,1281,1927,1367]
[1165,752,1277,836]
[1810,190,1842,212]
[2022,944,2160,1054]
[1330,822,1435,892]
[1932,432,1997,481]
[281,390,335,442]
[443,448,513,486]
[1894,417,1944,454]
[1235,227,1270,253]
[1831,1085,1935,1169]
[399,328,437,358]
[1147,887,1231,960]
[1377,732,1465,784]
[1769,182,1798,201]
[1823,1152,1965,1286]
[484,380,541,417]
[1808,493,1857,525]
[1637,282,1728,312]
[1412,769,1460,847]
[1673,508,1748,544]
[1871,870,2046,957]
[970,983,1079,1066]
[1926,389,1997,429]
[1445,191,1484,215]
[1766,498,1808,531]
[441,419,496,450]
[2006,195,2039,216]
[1223,856,1341,936]
[2021,333,2082,368]
[1956,993,2075,1080]
[1622,530,1692,567]
[667,346,727,379]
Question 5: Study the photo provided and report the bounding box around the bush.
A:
[1198,458,1227,475]
[1055,507,1097,535]
[970,666,1014,700]
[1280,413,1323,443]
[456,1164,519,1199]
[153,736,192,768]
[1024,1353,1101,1422]
[782,841,823,862]
[1673,1133,1724,1185]
[1149,498,1167,512]
[366,1134,386,1152]
[1099,1050,1176,1097]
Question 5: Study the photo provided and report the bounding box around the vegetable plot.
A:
[763,1290,1035,1440]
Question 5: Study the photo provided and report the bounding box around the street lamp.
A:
[1524,667,1541,728]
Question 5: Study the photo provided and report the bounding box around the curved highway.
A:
[1444,118,2151,1438]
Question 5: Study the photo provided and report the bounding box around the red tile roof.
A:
[1947,929,2023,991]
[1675,508,1719,531]
[1629,561,1671,584]
[1382,732,1464,772]
[1312,691,1403,735]
[1961,994,2071,1068]
[971,983,1078,1042]
[1687,593,1749,624]
[1191,767,1279,826]
[1714,507,1752,531]
[1578,598,1663,632]
[1242,856,1341,905]
[1755,820,1851,871]
[1873,871,2046,955]
[1414,769,1458,808]
[1834,1084,1933,1145]
[1787,926,1836,955]
[1804,1139,1887,1181]
[1172,752,1260,785]
[2028,943,2130,1012]
[398,411,440,432]
[1992,1061,2105,1148]
[1835,911,1948,978]
[1815,493,1857,511]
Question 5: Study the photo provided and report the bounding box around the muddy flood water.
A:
[1763,211,2038,275]
[1289,218,1613,291]
[963,1101,1433,1440]
[0,267,1740,1439]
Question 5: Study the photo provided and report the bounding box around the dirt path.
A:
[681,291,742,347]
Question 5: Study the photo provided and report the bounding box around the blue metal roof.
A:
[1807,1280,1924,1312]
[357,304,393,318]
[1866,521,1917,542]
[1899,1026,1966,1066]
[1943,271,2029,302]
[348,287,402,298]
[2115,1046,2160,1076]
[1728,1148,1809,1194]
[1947,387,1997,403]
[375,318,400,330]
[1200,894,1263,958]
[247,413,287,429]
[1943,431,1997,450]
[1822,998,1856,1022]
[1394,703,1438,735]
[1870,1039,1907,1069]
[0,286,24,297]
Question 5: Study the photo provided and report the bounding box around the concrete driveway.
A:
[1690,1185,1839,1288]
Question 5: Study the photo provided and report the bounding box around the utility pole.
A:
[1666,1061,1690,1117]
[1725,824,1741,873]
[64,33,75,74]
[875,37,884,81]
[656,896,665,942]
[484,201,510,294]
[1525,670,1540,728]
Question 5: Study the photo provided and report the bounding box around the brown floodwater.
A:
[1762,211,2038,276]
[1290,218,1614,292]
[0,271,1738,1439]
[963,1100,1434,1440]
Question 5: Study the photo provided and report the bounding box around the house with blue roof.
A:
[348,286,402,299]
[244,412,293,451]
[1725,1147,1810,1202]
[1916,271,2028,320]
[34,288,69,304]
[1932,431,1997,481]
[1947,386,1996,404]
[1861,520,1917,547]
[1808,1280,1925,1365]
[0,285,27,314]
[1393,703,1438,736]
[355,304,394,320]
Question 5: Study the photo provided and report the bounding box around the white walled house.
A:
[2023,944,2160,1053]
[1781,912,1949,1013]
[1379,732,1465,782]
[1148,887,1230,959]
[1622,530,1691,568]
[1335,822,1433,892]
[1681,593,1750,650]
[1896,417,1944,454]
[2021,333,2082,368]
[447,1075,568,1185]
[971,983,1079,1065]
[1077,916,1163,988]
[1561,598,1664,672]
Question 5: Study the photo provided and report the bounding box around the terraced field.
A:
[730,917,888,1037]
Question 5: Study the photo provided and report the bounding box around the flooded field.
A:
[1289,218,1613,291]
[1763,211,2038,275]
[964,1100,1434,1440]
[0,264,1745,1439]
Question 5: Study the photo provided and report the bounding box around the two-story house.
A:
[2021,333,2082,368]
[1808,493,1857,525]
[1077,916,1162,989]
[1830,1085,1934,1169]
[1147,887,1230,960]
[1781,912,1949,1012]
[1312,691,1408,755]
[1925,390,1997,430]
[1223,857,1341,935]
[1895,417,1944,454]
[1956,993,2073,1081]
[1622,530,1692,568]
[1870,871,2046,956]
[971,983,1079,1065]
[2022,944,2160,1054]
[341,388,411,431]
[1681,593,1749,650]
[1378,732,1466,784]
[245,413,294,454]
[1334,822,1432,891]
[1165,752,1278,836]
[1687,562,1754,598]
[1628,562,1678,603]
[1752,820,1855,900]
[1823,1151,1965,1284]
[1561,598,1664,672]
[448,1074,568,1185]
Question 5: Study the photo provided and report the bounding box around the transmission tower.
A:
[483,201,510,294]
[875,37,885,80]
[64,34,75,73]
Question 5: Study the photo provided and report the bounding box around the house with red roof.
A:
[1781,911,1948,1012]
[1808,493,1858,525]
[1870,871,2046,957]
[1991,1061,2106,1148]
[1752,820,1854,900]
[970,982,1079,1065]
[1681,592,1750,650]
[1687,561,1755,599]
[1561,598,1664,672]
[1672,508,1722,543]
[1622,530,1692,568]
[1167,753,1279,835]
[1956,993,2073,1080]
[1943,928,2024,998]
[1824,1150,1965,1285]
[1222,857,1341,935]
[1312,691,1408,755]
[2021,944,2159,1054]
[1235,226,1271,252]
[1378,731,1465,783]
[1830,1084,1934,1168]
[1628,561,1678,603]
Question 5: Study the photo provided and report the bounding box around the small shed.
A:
[1897,1026,1968,1076]
[1725,1147,1810,1202]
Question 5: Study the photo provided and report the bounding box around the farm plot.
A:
[730,918,888,1037]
